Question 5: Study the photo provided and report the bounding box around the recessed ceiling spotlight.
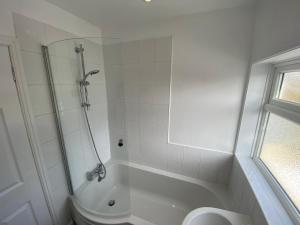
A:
[144,0,152,3]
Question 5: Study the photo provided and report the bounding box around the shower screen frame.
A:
[42,45,74,194]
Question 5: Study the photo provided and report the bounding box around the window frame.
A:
[253,60,300,224]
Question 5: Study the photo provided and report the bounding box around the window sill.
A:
[236,155,295,225]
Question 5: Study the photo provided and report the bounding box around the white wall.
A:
[14,14,73,225]
[252,0,300,62]
[104,6,255,155]
[229,158,269,225]
[229,1,300,224]
[103,6,254,185]
[11,7,102,225]
[104,37,233,184]
[0,0,101,223]
[0,0,101,38]
[48,38,111,190]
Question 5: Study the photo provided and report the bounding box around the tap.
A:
[86,163,105,182]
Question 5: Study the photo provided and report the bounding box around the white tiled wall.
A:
[13,14,72,225]
[229,157,268,225]
[48,38,111,190]
[104,37,233,184]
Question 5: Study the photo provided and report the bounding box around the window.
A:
[277,72,300,104]
[255,62,300,218]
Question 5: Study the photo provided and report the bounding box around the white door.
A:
[0,44,53,225]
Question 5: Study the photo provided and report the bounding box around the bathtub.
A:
[71,161,230,225]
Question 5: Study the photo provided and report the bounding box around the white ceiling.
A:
[46,0,256,30]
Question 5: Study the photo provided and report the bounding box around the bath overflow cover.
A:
[108,200,115,207]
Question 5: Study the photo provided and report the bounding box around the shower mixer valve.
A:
[86,163,106,182]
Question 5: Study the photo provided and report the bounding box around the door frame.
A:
[0,35,58,225]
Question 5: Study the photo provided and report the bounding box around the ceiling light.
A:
[144,0,152,3]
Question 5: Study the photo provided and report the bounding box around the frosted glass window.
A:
[260,113,300,210]
[278,72,300,104]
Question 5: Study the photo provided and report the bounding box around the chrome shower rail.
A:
[75,44,106,182]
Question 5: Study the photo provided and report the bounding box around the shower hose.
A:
[79,76,106,182]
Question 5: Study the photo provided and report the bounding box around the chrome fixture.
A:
[108,200,116,207]
[75,44,106,182]
[79,69,100,110]
[76,44,100,110]
[80,69,100,86]
[42,46,74,194]
[86,163,106,182]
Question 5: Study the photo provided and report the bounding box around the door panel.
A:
[0,45,52,225]
[0,109,22,195]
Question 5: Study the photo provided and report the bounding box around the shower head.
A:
[86,69,100,76]
[81,69,100,85]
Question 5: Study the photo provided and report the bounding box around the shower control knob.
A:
[118,139,124,147]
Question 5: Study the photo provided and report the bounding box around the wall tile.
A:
[107,37,232,185]
[140,39,155,63]
[252,201,268,225]
[88,103,109,130]
[122,64,140,101]
[139,83,170,105]
[64,131,86,189]
[48,163,68,192]
[229,158,267,225]
[125,101,139,122]
[138,103,169,123]
[139,62,155,84]
[56,85,81,111]
[14,15,78,225]
[80,129,98,171]
[121,40,140,65]
[139,147,167,170]
[103,44,122,66]
[21,51,47,85]
[88,84,107,104]
[155,62,171,86]
[126,120,140,163]
[109,100,126,132]
[166,144,184,173]
[200,150,232,183]
[182,147,202,178]
[51,57,78,85]
[35,114,58,144]
[60,109,82,135]
[41,138,62,169]
[51,184,71,225]
[28,85,52,116]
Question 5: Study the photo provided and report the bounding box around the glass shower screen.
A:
[43,37,130,217]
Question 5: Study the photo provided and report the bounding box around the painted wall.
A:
[104,6,254,155]
[229,1,300,224]
[0,0,100,38]
[252,0,300,62]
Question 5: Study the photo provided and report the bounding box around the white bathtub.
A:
[71,161,230,225]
